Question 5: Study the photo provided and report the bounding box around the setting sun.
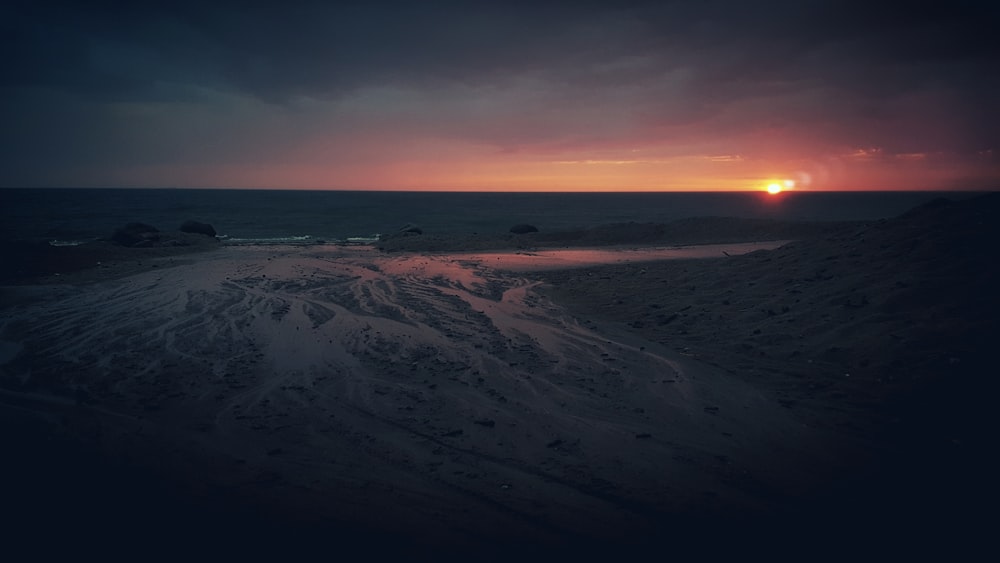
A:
[767,183,783,194]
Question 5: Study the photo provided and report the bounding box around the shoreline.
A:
[1,213,853,286]
[1,195,997,553]
[0,232,223,286]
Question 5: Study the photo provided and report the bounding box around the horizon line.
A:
[2,186,995,193]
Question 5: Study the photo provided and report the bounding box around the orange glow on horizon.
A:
[107,137,993,192]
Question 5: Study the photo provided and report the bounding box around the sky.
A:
[2,0,999,191]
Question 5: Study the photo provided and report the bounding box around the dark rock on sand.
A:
[397,223,423,235]
[376,224,424,248]
[179,220,217,237]
[509,224,539,234]
[111,222,160,247]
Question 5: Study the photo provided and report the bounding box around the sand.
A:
[2,195,997,557]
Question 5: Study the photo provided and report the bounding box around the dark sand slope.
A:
[539,193,1000,541]
[1,194,996,555]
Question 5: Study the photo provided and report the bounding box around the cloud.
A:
[10,1,992,101]
[2,0,997,188]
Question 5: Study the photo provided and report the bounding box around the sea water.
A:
[0,188,973,246]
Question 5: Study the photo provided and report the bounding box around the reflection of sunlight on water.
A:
[461,242,789,271]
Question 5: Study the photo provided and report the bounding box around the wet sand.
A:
[1,195,997,557]
[455,240,787,271]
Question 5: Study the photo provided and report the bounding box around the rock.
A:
[509,224,539,234]
[397,223,423,235]
[377,224,424,248]
[179,220,217,237]
[110,222,159,247]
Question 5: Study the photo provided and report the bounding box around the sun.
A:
[764,178,795,194]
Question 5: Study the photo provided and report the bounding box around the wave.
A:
[220,234,381,246]
[48,239,94,247]
[42,233,383,247]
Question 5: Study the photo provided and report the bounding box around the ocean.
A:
[0,188,975,246]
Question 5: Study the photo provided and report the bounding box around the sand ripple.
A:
[0,245,842,546]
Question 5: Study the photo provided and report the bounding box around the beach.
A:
[1,193,997,556]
